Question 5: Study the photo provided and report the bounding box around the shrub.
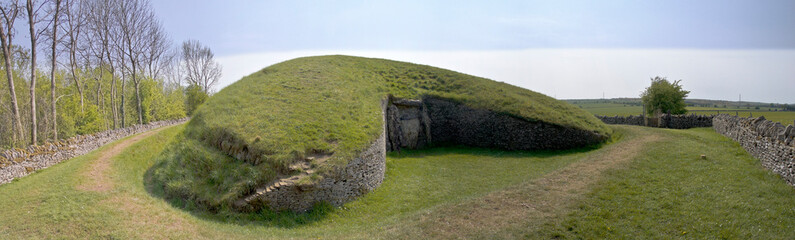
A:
[641,76,690,115]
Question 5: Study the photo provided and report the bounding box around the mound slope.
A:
[149,55,611,212]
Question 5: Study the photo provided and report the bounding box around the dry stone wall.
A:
[423,97,607,150]
[596,114,713,129]
[597,115,646,126]
[244,133,386,212]
[386,97,607,151]
[660,114,714,129]
[0,118,188,185]
[713,114,795,186]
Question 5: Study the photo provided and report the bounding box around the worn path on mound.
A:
[381,126,665,239]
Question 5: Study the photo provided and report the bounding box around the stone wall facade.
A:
[386,97,608,151]
[713,114,795,186]
[0,118,188,185]
[243,132,387,212]
[424,97,607,150]
[596,114,713,129]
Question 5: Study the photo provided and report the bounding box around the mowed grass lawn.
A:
[532,127,795,239]
[0,124,793,239]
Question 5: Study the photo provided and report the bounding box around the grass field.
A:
[1,123,794,239]
[569,99,795,125]
[534,127,795,239]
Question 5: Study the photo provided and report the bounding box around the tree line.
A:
[1,0,221,149]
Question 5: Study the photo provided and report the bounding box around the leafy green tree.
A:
[641,76,690,115]
[139,78,157,123]
[160,85,187,120]
[58,94,104,136]
[185,84,208,116]
[140,78,186,122]
[75,105,104,135]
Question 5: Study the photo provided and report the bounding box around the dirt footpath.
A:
[77,127,168,192]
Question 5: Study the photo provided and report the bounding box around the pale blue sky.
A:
[154,1,795,102]
[154,0,795,55]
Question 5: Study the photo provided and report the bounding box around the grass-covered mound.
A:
[149,55,611,211]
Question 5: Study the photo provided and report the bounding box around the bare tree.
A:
[26,0,50,145]
[116,0,152,124]
[162,47,182,87]
[0,0,23,146]
[49,0,61,140]
[181,39,221,94]
[85,0,118,128]
[113,32,127,127]
[76,0,105,120]
[0,0,189,146]
[143,17,170,81]
[61,0,85,113]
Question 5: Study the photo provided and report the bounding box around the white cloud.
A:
[216,49,795,103]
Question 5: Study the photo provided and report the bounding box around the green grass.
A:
[689,110,795,125]
[576,102,644,116]
[0,126,186,239]
[151,55,612,211]
[530,127,795,239]
[0,122,608,239]
[1,123,794,239]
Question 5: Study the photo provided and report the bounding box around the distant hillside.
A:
[566,98,795,125]
[565,98,794,111]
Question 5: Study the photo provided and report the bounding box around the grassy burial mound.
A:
[148,55,611,213]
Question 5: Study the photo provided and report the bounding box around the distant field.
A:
[688,111,795,125]
[568,99,795,125]
[568,102,643,116]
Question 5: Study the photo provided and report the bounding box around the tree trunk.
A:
[120,74,126,128]
[132,61,142,124]
[69,45,83,113]
[110,68,118,129]
[0,25,23,146]
[96,69,107,130]
[96,78,101,106]
[27,0,38,146]
[105,45,118,129]
[135,80,142,124]
[50,0,60,140]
